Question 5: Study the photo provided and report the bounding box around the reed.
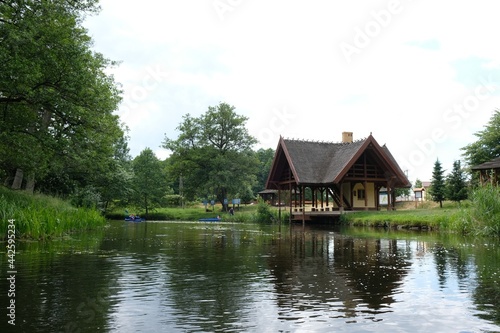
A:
[459,185,500,236]
[0,187,106,239]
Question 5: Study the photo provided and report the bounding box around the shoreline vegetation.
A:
[1,186,499,240]
[345,185,500,236]
[0,186,106,240]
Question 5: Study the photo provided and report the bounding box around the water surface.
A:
[1,221,499,332]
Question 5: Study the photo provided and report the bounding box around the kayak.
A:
[125,217,145,222]
[198,217,221,222]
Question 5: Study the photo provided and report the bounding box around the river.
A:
[1,220,499,332]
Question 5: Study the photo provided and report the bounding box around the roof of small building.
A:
[471,157,500,170]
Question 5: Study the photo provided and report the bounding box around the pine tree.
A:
[430,159,446,208]
[446,160,468,204]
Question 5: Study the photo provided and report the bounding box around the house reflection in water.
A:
[267,227,412,318]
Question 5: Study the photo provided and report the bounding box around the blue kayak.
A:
[125,217,145,222]
[198,217,221,222]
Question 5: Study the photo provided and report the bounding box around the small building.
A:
[471,157,500,186]
[258,189,278,205]
[265,132,411,217]
[413,187,425,201]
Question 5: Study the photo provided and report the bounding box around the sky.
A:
[83,0,500,183]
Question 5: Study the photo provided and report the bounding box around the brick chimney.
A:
[342,132,353,143]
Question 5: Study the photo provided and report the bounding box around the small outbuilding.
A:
[471,157,500,186]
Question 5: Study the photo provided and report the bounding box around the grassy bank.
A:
[0,186,106,239]
[345,186,500,236]
[345,203,461,230]
[107,200,289,223]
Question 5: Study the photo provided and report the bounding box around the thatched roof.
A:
[266,134,411,188]
[471,157,500,170]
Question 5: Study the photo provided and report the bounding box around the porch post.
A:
[386,183,391,211]
[278,188,281,221]
[302,185,305,226]
[339,182,344,213]
[364,180,368,210]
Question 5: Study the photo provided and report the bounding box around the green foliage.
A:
[253,148,275,194]
[254,198,274,223]
[462,109,500,167]
[430,159,446,208]
[459,185,500,236]
[0,0,125,205]
[163,102,259,210]
[446,160,468,203]
[414,178,423,188]
[132,148,169,217]
[0,186,105,239]
[165,194,182,207]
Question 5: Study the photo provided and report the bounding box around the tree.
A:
[462,109,500,167]
[446,160,468,204]
[0,0,123,196]
[132,148,168,217]
[163,102,259,210]
[253,148,275,195]
[414,179,423,188]
[429,159,446,208]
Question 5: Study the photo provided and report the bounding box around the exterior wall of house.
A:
[342,182,352,207]
[352,182,376,209]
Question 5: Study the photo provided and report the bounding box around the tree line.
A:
[426,110,500,207]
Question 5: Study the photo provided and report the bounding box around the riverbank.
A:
[107,204,265,223]
[343,202,461,230]
[0,186,106,239]
[345,185,500,237]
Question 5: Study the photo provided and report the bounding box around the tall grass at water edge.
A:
[0,187,106,239]
[456,185,500,236]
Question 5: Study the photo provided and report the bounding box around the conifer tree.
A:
[430,159,446,208]
[446,160,468,204]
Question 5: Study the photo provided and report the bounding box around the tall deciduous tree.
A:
[462,109,500,167]
[446,160,468,204]
[0,0,123,195]
[430,159,446,208]
[163,102,258,210]
[132,148,168,217]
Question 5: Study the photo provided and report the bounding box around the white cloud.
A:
[84,0,500,182]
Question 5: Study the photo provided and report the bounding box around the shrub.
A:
[460,185,500,236]
[254,197,274,223]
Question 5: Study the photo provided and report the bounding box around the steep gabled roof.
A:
[266,134,411,188]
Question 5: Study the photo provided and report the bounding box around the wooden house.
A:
[265,132,411,219]
[471,157,500,186]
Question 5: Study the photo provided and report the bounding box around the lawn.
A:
[345,201,465,229]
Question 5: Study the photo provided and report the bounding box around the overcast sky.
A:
[83,0,500,182]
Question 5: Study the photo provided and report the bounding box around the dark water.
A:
[1,221,499,332]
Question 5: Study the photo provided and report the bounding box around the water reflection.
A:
[268,226,413,326]
[0,222,499,332]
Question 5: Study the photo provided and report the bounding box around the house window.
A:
[357,189,365,200]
